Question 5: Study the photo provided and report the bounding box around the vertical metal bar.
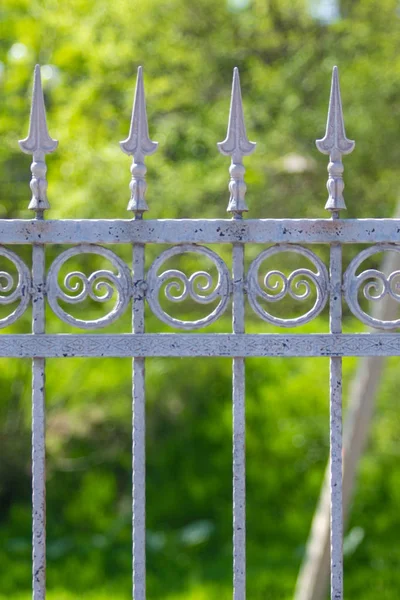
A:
[120,67,156,600]
[132,242,146,600]
[329,237,343,600]
[315,65,353,600]
[32,241,46,600]
[217,68,254,599]
[232,243,246,600]
[19,64,57,600]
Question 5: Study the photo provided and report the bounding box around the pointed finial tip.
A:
[316,64,354,156]
[19,62,58,156]
[217,67,256,157]
[119,66,157,157]
[19,63,57,212]
[317,64,354,213]
[33,65,41,86]
[218,67,255,214]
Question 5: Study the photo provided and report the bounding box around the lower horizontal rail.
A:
[0,333,399,357]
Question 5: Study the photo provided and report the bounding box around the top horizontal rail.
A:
[0,218,400,245]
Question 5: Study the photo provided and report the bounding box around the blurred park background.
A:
[1,0,400,598]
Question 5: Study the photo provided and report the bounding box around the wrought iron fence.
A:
[2,62,399,600]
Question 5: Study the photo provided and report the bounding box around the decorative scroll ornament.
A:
[316,66,355,214]
[120,66,158,217]
[47,245,131,329]
[217,67,256,218]
[344,244,400,330]
[146,245,231,330]
[0,247,31,328]
[247,245,329,327]
[19,65,58,215]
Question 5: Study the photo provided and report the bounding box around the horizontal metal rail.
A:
[0,218,400,245]
[0,333,399,357]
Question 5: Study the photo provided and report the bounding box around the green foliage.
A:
[1,0,400,598]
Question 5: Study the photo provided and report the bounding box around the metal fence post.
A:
[218,67,256,599]
[19,64,58,600]
[120,66,158,600]
[316,66,355,600]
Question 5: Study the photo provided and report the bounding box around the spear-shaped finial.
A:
[316,66,355,216]
[120,66,158,217]
[19,65,58,216]
[217,67,256,218]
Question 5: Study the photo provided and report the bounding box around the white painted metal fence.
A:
[2,63,399,600]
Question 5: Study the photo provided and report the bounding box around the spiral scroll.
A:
[146,245,231,329]
[344,244,400,330]
[247,245,329,327]
[0,247,31,328]
[47,245,131,329]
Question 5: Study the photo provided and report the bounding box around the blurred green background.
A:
[1,0,400,598]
